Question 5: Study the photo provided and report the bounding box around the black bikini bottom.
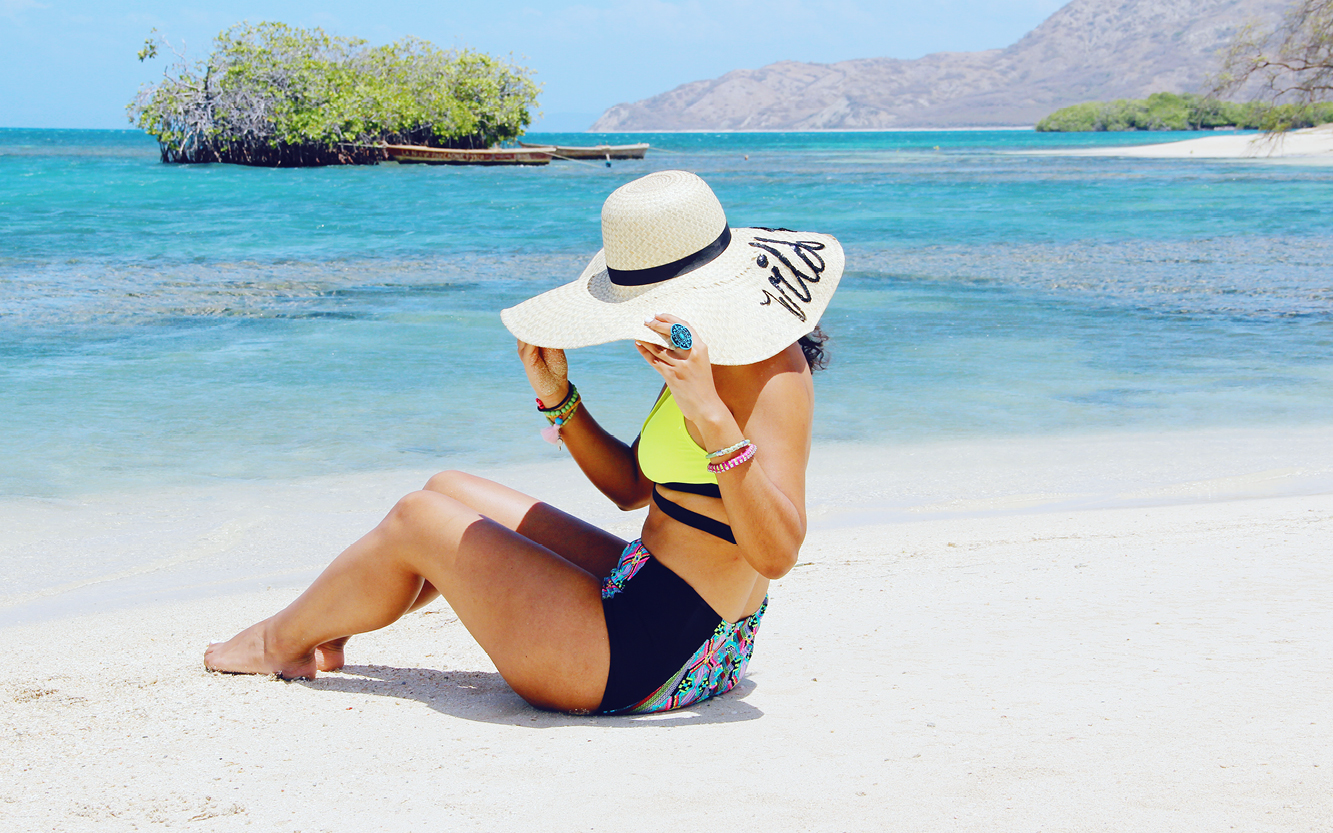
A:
[597,539,765,715]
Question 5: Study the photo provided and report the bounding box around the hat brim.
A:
[500,228,844,366]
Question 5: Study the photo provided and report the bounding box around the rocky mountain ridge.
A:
[590,0,1289,130]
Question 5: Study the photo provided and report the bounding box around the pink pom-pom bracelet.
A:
[706,442,756,474]
[537,383,580,446]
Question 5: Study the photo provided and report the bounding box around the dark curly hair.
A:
[798,325,830,371]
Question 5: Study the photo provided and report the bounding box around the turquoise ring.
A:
[669,323,693,351]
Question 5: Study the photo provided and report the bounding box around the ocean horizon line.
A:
[1,124,1041,137]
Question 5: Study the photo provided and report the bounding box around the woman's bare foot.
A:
[315,636,350,672]
[204,619,318,679]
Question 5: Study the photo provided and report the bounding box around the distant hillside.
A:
[591,0,1290,130]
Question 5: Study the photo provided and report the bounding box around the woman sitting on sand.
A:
[205,170,844,714]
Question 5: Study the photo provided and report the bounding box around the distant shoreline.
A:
[4,124,1039,140]
[1024,123,1333,160]
[565,126,1038,134]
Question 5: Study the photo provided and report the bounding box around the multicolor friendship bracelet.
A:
[537,383,581,446]
[537,383,580,423]
[535,383,578,445]
[706,442,757,474]
[705,439,751,460]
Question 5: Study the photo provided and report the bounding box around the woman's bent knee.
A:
[385,490,471,542]
[377,490,481,575]
[426,469,469,493]
[424,469,498,503]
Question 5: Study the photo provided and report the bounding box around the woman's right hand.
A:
[517,340,569,407]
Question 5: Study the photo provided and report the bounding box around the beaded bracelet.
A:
[705,439,751,460]
[537,383,580,446]
[537,383,578,421]
[706,442,757,474]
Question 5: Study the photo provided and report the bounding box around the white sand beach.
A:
[3,430,1332,831]
[1042,124,1333,161]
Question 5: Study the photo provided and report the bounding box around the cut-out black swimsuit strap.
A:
[652,483,735,544]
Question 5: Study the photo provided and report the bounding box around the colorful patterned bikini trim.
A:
[624,595,767,714]
[601,539,652,600]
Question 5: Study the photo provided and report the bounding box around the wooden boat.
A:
[383,144,552,166]
[519,142,649,160]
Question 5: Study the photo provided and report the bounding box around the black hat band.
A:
[606,227,732,287]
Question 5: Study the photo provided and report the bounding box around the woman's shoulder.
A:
[714,343,813,424]
[716,342,810,388]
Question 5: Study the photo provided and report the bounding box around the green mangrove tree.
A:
[128,22,541,166]
[1036,91,1333,131]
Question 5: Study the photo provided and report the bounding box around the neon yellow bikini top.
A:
[637,388,734,543]
[637,387,716,487]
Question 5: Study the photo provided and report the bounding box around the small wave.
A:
[849,237,1333,319]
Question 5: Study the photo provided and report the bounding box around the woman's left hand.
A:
[635,314,727,426]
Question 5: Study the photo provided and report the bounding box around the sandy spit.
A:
[3,491,1330,832]
[1036,124,1333,160]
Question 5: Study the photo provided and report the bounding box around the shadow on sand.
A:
[296,663,762,726]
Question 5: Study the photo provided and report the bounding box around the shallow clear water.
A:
[2,128,1330,497]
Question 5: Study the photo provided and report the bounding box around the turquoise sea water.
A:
[2,128,1331,498]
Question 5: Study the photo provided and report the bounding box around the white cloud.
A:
[1,0,48,18]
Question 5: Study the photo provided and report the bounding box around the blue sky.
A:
[1,0,1067,131]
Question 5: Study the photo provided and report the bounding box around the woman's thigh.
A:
[424,470,627,578]
[388,489,611,712]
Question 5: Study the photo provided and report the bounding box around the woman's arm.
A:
[695,362,810,579]
[555,400,654,510]
[636,318,810,579]
[518,341,653,511]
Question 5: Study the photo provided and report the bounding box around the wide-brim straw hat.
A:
[500,170,844,366]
